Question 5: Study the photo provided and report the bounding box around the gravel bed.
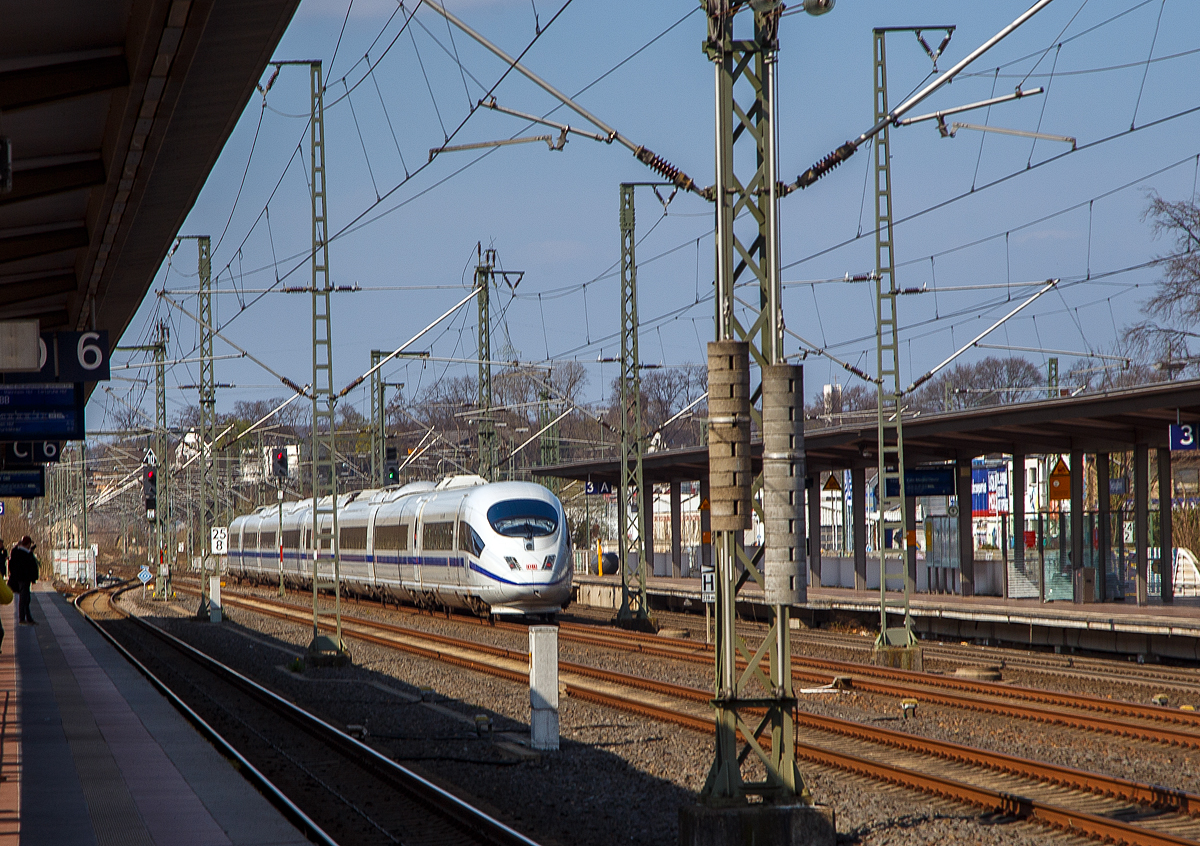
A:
[589,605,1200,706]
[218,584,1200,792]
[118,584,1077,846]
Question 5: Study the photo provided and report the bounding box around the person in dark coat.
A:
[0,540,7,649]
[10,536,39,626]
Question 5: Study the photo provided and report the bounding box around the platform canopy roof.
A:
[539,378,1200,486]
[0,0,299,371]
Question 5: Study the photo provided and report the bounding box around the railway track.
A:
[199,581,1200,746]
[77,586,543,846]
[196,586,1200,846]
[587,605,1200,697]
[547,620,1200,747]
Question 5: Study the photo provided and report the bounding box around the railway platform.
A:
[573,574,1200,660]
[0,586,309,846]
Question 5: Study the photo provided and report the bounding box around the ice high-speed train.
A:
[227,475,572,617]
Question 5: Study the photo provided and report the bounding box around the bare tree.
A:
[911,355,1043,412]
[1126,193,1200,377]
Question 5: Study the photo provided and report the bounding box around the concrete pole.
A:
[807,476,822,588]
[529,626,559,751]
[1097,453,1109,602]
[1070,448,1084,603]
[956,456,975,596]
[852,466,867,591]
[1135,443,1149,606]
[1158,447,1173,604]
[670,479,682,579]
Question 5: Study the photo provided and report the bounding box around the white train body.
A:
[227,476,572,616]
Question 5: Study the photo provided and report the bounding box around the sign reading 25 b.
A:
[1170,423,1198,451]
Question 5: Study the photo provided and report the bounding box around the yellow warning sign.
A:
[699,498,710,511]
[823,474,842,492]
[1048,457,1071,501]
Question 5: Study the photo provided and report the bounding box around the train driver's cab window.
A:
[486,500,558,538]
[459,521,484,557]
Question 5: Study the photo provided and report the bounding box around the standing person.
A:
[10,536,39,626]
[0,540,7,649]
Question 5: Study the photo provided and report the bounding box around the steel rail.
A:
[191,582,1200,745]
[81,586,544,846]
[202,583,1200,746]
[73,587,340,846]
[662,619,1200,695]
[552,620,1200,738]
[207,587,1200,846]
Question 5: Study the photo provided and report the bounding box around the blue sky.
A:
[96,0,1200,431]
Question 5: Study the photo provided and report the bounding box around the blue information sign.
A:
[884,467,955,498]
[0,384,84,440]
[0,468,45,498]
[4,441,61,464]
[3,331,109,383]
[585,480,614,495]
[1170,424,1198,451]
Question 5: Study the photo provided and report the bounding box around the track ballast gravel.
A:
[120,586,1129,846]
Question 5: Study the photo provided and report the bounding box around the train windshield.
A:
[486,499,558,538]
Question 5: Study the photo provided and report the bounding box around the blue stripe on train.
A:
[468,561,569,588]
[237,550,464,568]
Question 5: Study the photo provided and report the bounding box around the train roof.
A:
[237,477,559,521]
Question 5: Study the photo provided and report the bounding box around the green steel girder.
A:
[702,1,805,805]
[308,61,345,656]
[616,184,650,625]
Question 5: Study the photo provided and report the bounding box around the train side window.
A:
[375,522,408,550]
[423,521,454,551]
[282,529,300,549]
[459,521,484,556]
[244,531,258,549]
[340,526,367,550]
[260,530,276,549]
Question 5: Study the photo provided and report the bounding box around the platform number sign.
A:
[584,480,613,495]
[1170,424,1198,451]
[700,569,716,603]
[211,526,229,555]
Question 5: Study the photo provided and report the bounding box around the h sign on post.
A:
[1170,424,1198,451]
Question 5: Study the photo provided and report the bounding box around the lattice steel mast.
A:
[196,236,214,611]
[616,184,651,627]
[702,0,808,804]
[153,321,170,598]
[477,248,497,481]
[303,60,346,661]
[370,349,386,488]
[872,29,916,649]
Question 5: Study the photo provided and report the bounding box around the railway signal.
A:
[384,446,399,483]
[143,466,157,515]
[271,446,288,478]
